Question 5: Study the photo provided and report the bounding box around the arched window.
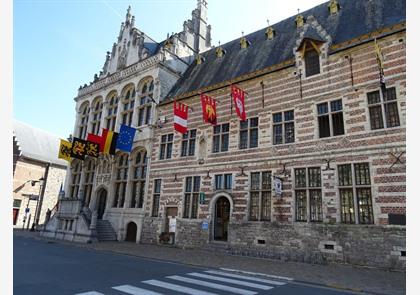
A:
[120,84,136,126]
[113,153,129,208]
[69,161,82,199]
[82,159,96,207]
[90,97,103,135]
[130,150,147,208]
[78,103,90,138]
[105,91,118,131]
[137,78,154,126]
[303,40,321,77]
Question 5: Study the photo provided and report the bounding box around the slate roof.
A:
[167,0,405,99]
[13,120,67,167]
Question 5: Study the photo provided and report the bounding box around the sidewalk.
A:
[14,229,405,295]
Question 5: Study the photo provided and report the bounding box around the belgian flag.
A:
[102,129,119,155]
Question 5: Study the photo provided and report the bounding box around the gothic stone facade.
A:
[143,0,406,270]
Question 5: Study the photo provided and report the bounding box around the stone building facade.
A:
[143,0,406,269]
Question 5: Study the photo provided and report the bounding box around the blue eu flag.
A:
[116,124,136,152]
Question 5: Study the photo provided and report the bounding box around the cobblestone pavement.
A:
[14,229,405,295]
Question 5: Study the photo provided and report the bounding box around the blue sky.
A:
[13,0,326,138]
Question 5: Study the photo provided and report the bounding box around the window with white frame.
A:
[130,150,147,208]
[78,103,89,139]
[137,79,154,126]
[367,87,400,130]
[90,98,103,135]
[239,117,258,149]
[294,167,322,222]
[82,159,95,207]
[215,174,232,190]
[338,163,373,224]
[183,176,200,219]
[317,99,344,138]
[159,134,173,160]
[273,110,295,145]
[69,161,82,199]
[151,179,161,217]
[113,153,128,208]
[213,123,229,153]
[249,171,271,221]
[181,129,196,157]
[121,85,135,126]
[105,92,118,131]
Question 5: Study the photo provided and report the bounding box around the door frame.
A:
[96,188,108,220]
[209,192,233,242]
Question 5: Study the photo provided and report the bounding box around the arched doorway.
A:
[125,222,137,242]
[97,189,107,220]
[214,197,230,241]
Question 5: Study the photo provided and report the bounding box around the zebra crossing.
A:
[74,269,290,295]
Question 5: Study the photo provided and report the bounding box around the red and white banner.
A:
[200,93,217,125]
[173,101,188,134]
[231,85,246,121]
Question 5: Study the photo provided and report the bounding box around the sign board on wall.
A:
[202,220,209,230]
[169,218,177,233]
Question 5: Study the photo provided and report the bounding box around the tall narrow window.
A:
[317,99,344,138]
[151,179,161,217]
[121,85,135,127]
[183,176,200,219]
[130,150,147,208]
[69,161,82,199]
[105,92,118,131]
[215,174,232,190]
[137,79,154,126]
[113,154,128,208]
[181,129,197,157]
[338,163,373,224]
[273,110,295,144]
[159,134,173,160]
[90,98,103,135]
[249,171,271,221]
[239,117,258,149]
[82,159,95,207]
[78,103,89,139]
[295,167,322,222]
[304,42,320,77]
[367,88,400,130]
[213,123,230,153]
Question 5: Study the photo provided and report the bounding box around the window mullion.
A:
[352,164,359,224]
[259,173,263,221]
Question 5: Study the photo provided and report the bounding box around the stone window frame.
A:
[69,160,82,199]
[151,179,161,217]
[130,149,147,208]
[316,99,345,139]
[180,129,197,157]
[212,123,230,153]
[214,173,233,191]
[113,153,129,208]
[137,78,154,127]
[248,171,272,222]
[159,133,174,160]
[78,102,90,139]
[90,97,103,135]
[293,166,323,222]
[300,39,323,78]
[337,162,374,224]
[366,87,401,131]
[182,176,201,219]
[272,110,295,145]
[105,91,119,131]
[239,117,259,149]
[120,83,136,127]
[82,159,96,207]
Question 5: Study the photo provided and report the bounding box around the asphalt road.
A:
[14,235,359,295]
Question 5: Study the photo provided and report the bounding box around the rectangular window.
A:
[305,48,320,77]
[181,129,196,157]
[212,123,229,153]
[338,163,373,224]
[273,110,295,145]
[214,174,232,190]
[294,167,322,222]
[159,134,173,160]
[249,171,271,221]
[367,88,400,130]
[151,179,161,217]
[239,117,258,149]
[183,176,200,219]
[13,199,22,208]
[317,99,344,138]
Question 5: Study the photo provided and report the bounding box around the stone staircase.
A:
[96,220,117,241]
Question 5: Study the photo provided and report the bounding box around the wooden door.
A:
[214,197,230,241]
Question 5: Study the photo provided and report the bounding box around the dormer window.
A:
[300,40,321,77]
[328,0,340,15]
[265,27,275,40]
[240,37,250,49]
[215,47,226,58]
[295,14,306,28]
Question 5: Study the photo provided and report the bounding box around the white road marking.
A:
[74,292,105,295]
[219,268,294,281]
[142,279,219,295]
[187,273,273,290]
[112,284,164,295]
[167,275,257,295]
[205,270,287,286]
